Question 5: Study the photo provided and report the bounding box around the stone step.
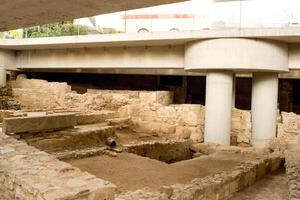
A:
[23,123,116,153]
[2,113,76,134]
[106,117,132,129]
[76,111,117,125]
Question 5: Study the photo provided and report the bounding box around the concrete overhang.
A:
[0,0,185,31]
[2,28,300,50]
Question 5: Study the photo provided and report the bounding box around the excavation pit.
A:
[10,115,287,199]
[7,123,287,199]
[68,152,240,193]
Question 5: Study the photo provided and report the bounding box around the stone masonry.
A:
[0,133,116,200]
[7,77,251,146]
[8,76,300,147]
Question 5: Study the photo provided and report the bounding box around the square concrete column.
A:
[251,72,278,148]
[204,71,233,145]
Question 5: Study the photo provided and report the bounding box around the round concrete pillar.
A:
[251,72,278,148]
[204,71,233,145]
[0,68,7,87]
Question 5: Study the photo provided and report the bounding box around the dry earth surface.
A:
[69,152,239,192]
[231,169,288,200]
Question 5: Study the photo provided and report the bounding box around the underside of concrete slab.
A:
[0,0,184,31]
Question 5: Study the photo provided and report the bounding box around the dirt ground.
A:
[231,169,288,200]
[69,152,239,192]
[115,129,162,144]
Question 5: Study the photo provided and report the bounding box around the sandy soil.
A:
[69,152,239,192]
[115,129,162,144]
[231,169,288,200]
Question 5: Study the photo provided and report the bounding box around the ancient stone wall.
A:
[0,86,20,110]
[278,112,300,140]
[119,104,252,145]
[9,75,71,110]
[285,149,300,199]
[119,103,204,142]
[231,109,252,146]
[9,77,252,145]
[0,133,116,200]
[116,150,283,200]
[13,76,300,147]
[9,76,173,111]
[65,89,173,112]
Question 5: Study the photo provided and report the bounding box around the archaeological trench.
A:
[0,74,299,200]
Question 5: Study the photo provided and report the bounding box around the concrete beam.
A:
[2,113,76,134]
[0,49,16,70]
[1,32,300,74]
[17,46,184,69]
[185,38,289,72]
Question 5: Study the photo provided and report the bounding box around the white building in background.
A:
[74,0,300,33]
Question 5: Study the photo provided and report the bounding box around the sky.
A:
[75,0,300,31]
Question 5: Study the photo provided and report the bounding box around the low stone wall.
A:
[65,89,173,112]
[10,76,71,110]
[119,104,204,142]
[119,104,251,146]
[0,86,20,110]
[10,76,173,112]
[0,110,26,122]
[116,151,283,200]
[285,150,300,199]
[76,111,117,125]
[285,138,300,199]
[124,140,192,163]
[0,133,116,200]
[231,109,252,146]
[87,89,173,106]
[278,112,300,140]
[11,76,300,148]
[22,124,116,153]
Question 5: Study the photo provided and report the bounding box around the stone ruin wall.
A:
[2,76,300,200]
[6,76,300,146]
[9,75,71,111]
[0,133,116,200]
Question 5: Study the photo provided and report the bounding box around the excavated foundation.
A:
[16,125,285,199]
[0,78,297,200]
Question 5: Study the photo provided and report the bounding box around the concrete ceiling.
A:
[0,0,184,31]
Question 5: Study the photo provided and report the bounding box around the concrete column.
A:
[0,68,6,87]
[204,71,233,145]
[251,72,278,148]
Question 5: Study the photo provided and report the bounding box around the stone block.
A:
[132,120,161,134]
[175,104,204,126]
[26,124,116,152]
[3,113,76,134]
[139,91,173,105]
[175,126,191,139]
[160,124,176,136]
[76,111,117,125]
[106,117,132,129]
[189,127,204,142]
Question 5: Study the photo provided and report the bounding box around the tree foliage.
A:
[22,21,101,38]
